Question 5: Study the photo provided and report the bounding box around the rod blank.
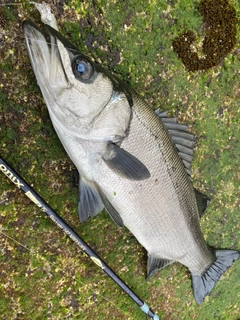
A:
[0,156,159,320]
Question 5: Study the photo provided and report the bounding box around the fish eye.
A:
[72,57,93,81]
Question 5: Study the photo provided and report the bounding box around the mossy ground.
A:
[0,0,240,319]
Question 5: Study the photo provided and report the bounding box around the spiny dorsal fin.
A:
[155,109,195,177]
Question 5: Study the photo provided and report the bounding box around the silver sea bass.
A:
[23,19,239,304]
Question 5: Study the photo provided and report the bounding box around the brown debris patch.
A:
[172,0,238,71]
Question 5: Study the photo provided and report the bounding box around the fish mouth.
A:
[22,20,74,89]
[23,20,133,107]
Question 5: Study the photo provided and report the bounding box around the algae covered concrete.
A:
[0,0,240,319]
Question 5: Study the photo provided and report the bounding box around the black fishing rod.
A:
[0,156,159,320]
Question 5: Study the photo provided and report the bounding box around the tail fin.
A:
[191,250,240,304]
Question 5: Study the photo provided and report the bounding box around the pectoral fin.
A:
[78,177,104,223]
[103,143,150,181]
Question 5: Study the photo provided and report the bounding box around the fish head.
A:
[22,21,132,141]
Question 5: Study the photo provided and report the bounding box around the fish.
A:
[22,19,239,304]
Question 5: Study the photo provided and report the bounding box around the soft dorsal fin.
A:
[194,188,210,218]
[155,109,195,177]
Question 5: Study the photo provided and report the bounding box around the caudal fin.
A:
[191,250,240,304]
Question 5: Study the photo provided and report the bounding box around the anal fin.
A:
[147,254,174,280]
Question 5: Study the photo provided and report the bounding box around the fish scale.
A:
[114,95,213,272]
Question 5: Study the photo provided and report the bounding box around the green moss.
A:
[1,0,240,319]
[2,6,16,21]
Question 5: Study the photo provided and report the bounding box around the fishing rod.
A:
[0,156,159,320]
